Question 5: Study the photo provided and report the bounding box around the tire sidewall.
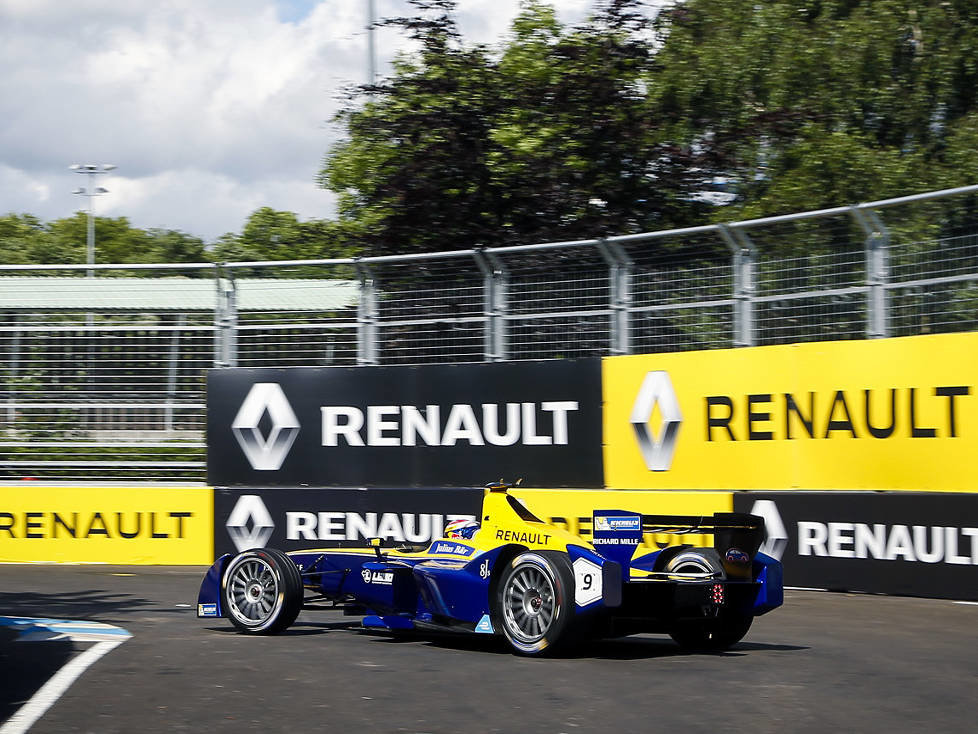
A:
[221,548,297,634]
[495,551,574,656]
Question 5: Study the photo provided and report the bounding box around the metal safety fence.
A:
[2,184,977,480]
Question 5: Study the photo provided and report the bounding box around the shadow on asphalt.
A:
[0,627,76,725]
[198,618,810,660]
[0,589,161,621]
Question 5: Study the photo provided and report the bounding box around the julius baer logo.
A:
[232,382,581,471]
[628,370,972,472]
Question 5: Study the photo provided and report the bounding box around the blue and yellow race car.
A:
[197,482,783,656]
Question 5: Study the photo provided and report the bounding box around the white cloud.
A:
[0,0,610,244]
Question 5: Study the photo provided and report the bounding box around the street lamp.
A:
[70,163,116,278]
[367,0,377,84]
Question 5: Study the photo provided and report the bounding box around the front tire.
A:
[494,551,575,656]
[221,548,303,634]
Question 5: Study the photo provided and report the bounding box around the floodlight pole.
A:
[70,163,115,278]
[367,0,377,84]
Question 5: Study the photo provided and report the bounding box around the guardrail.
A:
[2,184,977,480]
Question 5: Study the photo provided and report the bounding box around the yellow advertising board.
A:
[511,488,732,550]
[603,332,978,491]
[0,486,213,564]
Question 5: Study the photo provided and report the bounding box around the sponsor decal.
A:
[430,541,474,557]
[733,492,978,601]
[704,386,970,442]
[594,516,642,532]
[630,371,682,471]
[214,488,484,556]
[0,486,212,565]
[725,548,750,564]
[321,402,580,448]
[592,536,641,546]
[0,511,192,540]
[286,512,476,543]
[226,495,275,552]
[232,383,300,470]
[494,529,552,545]
[479,559,491,580]
[208,361,603,488]
[361,569,394,585]
[750,499,788,560]
[572,557,602,606]
[603,333,978,491]
[797,522,978,565]
[474,614,494,634]
[198,603,218,617]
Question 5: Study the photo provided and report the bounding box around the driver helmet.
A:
[444,518,480,540]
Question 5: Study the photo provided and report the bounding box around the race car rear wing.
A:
[592,510,766,578]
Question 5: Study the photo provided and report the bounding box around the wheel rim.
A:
[226,557,280,627]
[502,563,556,644]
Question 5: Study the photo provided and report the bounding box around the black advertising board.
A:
[734,492,978,601]
[214,487,483,557]
[207,360,603,488]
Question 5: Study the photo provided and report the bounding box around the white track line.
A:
[0,618,131,734]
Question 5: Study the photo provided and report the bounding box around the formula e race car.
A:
[197,483,783,656]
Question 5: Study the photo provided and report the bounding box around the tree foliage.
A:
[321,0,710,255]
[0,212,208,268]
[320,0,978,256]
[5,0,978,266]
[650,0,978,217]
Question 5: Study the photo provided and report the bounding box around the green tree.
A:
[649,0,978,217]
[210,207,360,269]
[320,0,708,254]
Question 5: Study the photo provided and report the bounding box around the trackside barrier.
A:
[734,491,978,601]
[210,486,733,558]
[0,486,213,564]
[603,331,978,491]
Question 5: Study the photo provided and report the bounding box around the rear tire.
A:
[221,548,303,634]
[665,548,752,651]
[669,613,753,651]
[494,551,575,656]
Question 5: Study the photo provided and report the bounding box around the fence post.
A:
[487,251,509,361]
[6,314,19,425]
[214,266,238,367]
[473,249,508,362]
[851,207,890,339]
[355,259,378,365]
[720,225,757,347]
[597,239,633,355]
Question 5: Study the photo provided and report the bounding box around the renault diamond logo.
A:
[750,500,788,560]
[630,370,682,471]
[232,383,300,471]
[226,495,275,552]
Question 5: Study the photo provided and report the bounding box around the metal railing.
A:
[2,184,977,480]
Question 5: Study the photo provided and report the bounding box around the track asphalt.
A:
[1,564,976,733]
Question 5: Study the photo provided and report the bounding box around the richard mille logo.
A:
[226,495,275,552]
[232,383,300,471]
[630,370,683,471]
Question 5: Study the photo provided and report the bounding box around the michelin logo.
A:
[594,516,642,532]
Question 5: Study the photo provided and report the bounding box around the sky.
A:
[0,0,599,244]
